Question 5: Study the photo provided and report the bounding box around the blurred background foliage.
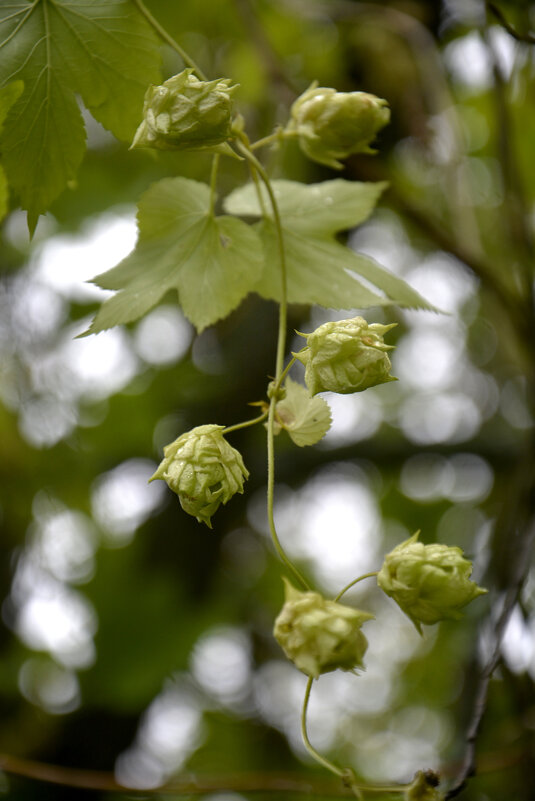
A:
[1,0,535,799]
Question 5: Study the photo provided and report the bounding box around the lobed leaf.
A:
[0,80,23,221]
[84,177,264,335]
[224,179,434,311]
[0,0,161,232]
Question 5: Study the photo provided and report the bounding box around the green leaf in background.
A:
[0,80,23,221]
[224,179,434,311]
[0,0,161,233]
[274,377,332,446]
[85,177,264,334]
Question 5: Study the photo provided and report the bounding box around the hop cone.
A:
[132,69,237,151]
[273,579,373,678]
[150,424,249,527]
[287,83,390,169]
[294,316,396,396]
[377,532,487,633]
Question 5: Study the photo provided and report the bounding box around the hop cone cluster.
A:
[377,532,487,633]
[273,579,374,678]
[294,316,396,396]
[131,68,238,151]
[150,424,249,527]
[286,83,390,169]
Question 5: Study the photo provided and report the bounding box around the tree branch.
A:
[445,497,535,797]
[0,753,354,797]
[487,3,535,44]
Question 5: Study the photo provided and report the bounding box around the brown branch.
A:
[483,14,534,300]
[487,3,535,44]
[445,499,535,797]
[0,753,353,797]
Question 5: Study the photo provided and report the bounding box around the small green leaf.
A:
[224,179,434,311]
[275,377,332,447]
[85,177,264,334]
[0,0,161,230]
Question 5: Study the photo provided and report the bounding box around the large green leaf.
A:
[0,0,161,232]
[85,177,264,334]
[0,80,23,221]
[224,179,434,310]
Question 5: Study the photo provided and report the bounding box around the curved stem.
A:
[301,677,346,779]
[223,411,268,435]
[266,401,310,589]
[251,128,286,151]
[134,0,208,80]
[275,354,299,390]
[301,680,408,798]
[334,572,379,603]
[235,139,308,589]
[235,140,288,374]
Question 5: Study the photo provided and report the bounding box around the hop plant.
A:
[131,68,238,151]
[405,771,444,801]
[377,532,487,634]
[294,316,397,396]
[149,425,249,527]
[273,579,374,678]
[286,83,390,169]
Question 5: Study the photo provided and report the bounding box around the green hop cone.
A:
[131,68,238,152]
[405,771,444,801]
[273,578,374,678]
[149,424,249,528]
[377,532,487,634]
[286,82,390,169]
[294,316,397,396]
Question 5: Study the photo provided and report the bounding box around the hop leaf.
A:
[273,579,374,678]
[294,316,397,396]
[150,425,249,528]
[377,532,487,634]
[131,68,238,152]
[273,377,332,446]
[286,83,390,169]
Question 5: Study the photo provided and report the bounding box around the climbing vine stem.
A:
[301,677,347,780]
[236,138,309,590]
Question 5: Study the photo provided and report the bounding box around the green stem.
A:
[236,140,288,372]
[236,138,309,590]
[301,677,346,779]
[301,678,408,797]
[334,572,379,603]
[209,154,220,215]
[133,0,208,80]
[223,411,268,435]
[249,164,269,217]
[250,129,284,151]
[276,353,300,389]
[266,401,310,589]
